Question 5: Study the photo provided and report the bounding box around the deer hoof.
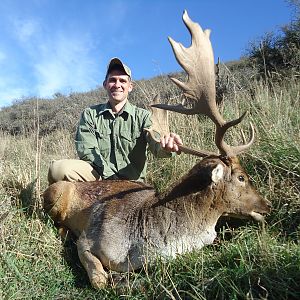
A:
[90,272,108,289]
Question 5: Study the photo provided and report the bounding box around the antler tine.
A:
[147,95,170,138]
[151,10,255,158]
[145,95,215,158]
[216,113,255,157]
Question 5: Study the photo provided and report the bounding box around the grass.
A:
[0,77,299,299]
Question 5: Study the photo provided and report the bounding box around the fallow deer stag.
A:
[43,10,271,289]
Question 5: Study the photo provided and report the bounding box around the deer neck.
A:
[142,181,224,257]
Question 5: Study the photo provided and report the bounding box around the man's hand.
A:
[160,133,183,154]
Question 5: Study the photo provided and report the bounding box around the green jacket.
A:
[75,101,172,181]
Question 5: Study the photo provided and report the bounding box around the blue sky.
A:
[0,0,294,108]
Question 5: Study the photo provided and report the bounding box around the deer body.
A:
[43,157,271,288]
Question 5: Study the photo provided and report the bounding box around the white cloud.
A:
[0,74,30,107]
[12,18,40,43]
[0,50,6,62]
[3,12,101,99]
[34,33,100,97]
[0,50,31,107]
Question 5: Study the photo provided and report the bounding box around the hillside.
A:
[0,59,255,136]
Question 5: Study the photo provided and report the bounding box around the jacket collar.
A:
[99,100,135,117]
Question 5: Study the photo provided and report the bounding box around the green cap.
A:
[105,57,132,79]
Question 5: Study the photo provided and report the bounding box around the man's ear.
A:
[103,80,107,88]
[128,80,134,92]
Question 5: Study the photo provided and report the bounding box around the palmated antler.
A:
[150,10,254,157]
[146,95,214,157]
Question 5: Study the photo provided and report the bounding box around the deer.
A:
[43,10,271,289]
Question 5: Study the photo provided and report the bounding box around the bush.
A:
[246,1,300,80]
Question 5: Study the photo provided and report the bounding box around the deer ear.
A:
[211,163,224,183]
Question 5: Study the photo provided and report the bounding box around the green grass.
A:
[0,77,299,299]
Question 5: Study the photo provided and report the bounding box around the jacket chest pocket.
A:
[95,128,111,157]
[119,130,142,152]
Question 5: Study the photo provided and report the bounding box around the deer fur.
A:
[43,156,271,288]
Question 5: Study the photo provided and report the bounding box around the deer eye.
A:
[238,175,245,182]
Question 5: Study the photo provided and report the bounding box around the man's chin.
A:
[111,92,124,97]
[110,95,126,102]
[108,98,128,109]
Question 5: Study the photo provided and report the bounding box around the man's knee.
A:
[48,159,71,184]
[47,159,100,185]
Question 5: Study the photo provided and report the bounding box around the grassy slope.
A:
[0,78,299,299]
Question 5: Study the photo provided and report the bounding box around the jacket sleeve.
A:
[75,109,114,179]
[143,111,174,158]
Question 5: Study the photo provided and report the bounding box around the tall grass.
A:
[0,77,299,299]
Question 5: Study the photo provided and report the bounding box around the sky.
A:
[0,0,294,108]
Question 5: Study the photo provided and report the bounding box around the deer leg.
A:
[77,234,108,289]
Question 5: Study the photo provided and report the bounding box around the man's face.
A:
[104,69,133,105]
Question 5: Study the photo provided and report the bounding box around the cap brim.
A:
[106,57,131,78]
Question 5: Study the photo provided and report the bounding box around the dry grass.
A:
[0,76,299,299]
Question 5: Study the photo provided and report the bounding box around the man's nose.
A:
[114,80,121,87]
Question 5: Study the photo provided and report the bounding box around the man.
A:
[48,58,182,184]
